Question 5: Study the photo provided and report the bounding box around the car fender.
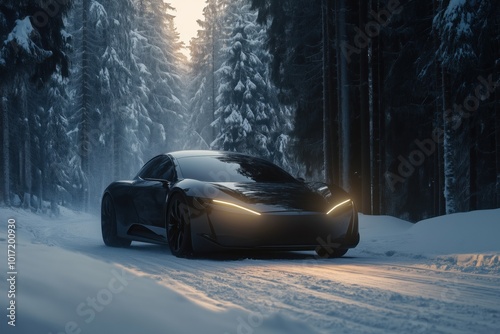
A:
[102,181,137,237]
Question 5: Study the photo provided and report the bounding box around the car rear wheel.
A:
[166,194,193,258]
[101,195,131,247]
[316,248,348,258]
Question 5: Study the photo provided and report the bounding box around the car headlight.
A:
[212,199,261,216]
[326,199,352,215]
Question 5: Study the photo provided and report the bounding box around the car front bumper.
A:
[190,204,359,253]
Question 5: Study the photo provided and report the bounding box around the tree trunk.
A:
[359,0,370,213]
[211,1,219,141]
[37,168,42,212]
[212,28,217,140]
[21,85,32,209]
[2,94,10,206]
[112,108,121,180]
[496,11,500,208]
[322,0,334,184]
[433,0,445,216]
[469,116,477,211]
[434,91,444,215]
[496,80,500,207]
[80,0,91,211]
[336,0,350,191]
[369,54,379,215]
[441,70,457,214]
[369,0,382,215]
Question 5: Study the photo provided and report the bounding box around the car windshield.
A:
[177,155,297,183]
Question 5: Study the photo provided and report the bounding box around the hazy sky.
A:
[168,0,206,50]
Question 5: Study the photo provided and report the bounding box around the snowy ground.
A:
[1,206,499,334]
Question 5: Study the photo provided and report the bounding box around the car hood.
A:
[212,182,329,213]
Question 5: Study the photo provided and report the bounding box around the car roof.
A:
[167,150,249,159]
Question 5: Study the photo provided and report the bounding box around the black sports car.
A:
[101,150,359,258]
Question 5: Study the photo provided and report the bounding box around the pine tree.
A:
[335,0,351,192]
[433,0,498,213]
[0,0,71,206]
[211,1,286,162]
[188,0,225,147]
[251,0,329,178]
[1,95,10,205]
[68,0,109,210]
[130,0,188,157]
[29,67,73,214]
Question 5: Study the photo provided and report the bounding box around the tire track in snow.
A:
[117,252,499,334]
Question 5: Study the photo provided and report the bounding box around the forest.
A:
[0,0,499,221]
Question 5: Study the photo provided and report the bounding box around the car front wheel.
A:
[166,193,193,258]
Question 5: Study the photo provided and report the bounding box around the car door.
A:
[133,156,175,228]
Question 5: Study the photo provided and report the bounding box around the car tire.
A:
[101,195,131,247]
[166,193,193,258]
[316,248,348,258]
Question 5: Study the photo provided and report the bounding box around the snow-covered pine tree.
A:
[250,0,329,178]
[0,0,71,207]
[188,0,225,148]
[131,0,188,157]
[66,0,188,211]
[28,63,73,214]
[100,0,142,180]
[211,1,288,162]
[433,0,486,214]
[67,0,109,210]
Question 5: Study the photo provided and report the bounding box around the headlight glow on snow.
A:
[212,199,261,216]
[326,199,352,215]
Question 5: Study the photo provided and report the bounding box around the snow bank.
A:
[355,208,500,273]
[411,209,500,253]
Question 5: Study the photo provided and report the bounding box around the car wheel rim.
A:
[168,197,187,253]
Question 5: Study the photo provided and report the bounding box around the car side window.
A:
[136,158,159,179]
[137,156,175,181]
[155,159,175,181]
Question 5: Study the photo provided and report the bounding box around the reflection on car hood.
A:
[212,182,328,213]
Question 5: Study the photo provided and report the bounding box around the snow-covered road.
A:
[79,243,500,332]
[1,207,499,333]
[118,249,500,334]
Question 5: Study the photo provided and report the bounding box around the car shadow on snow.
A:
[80,241,357,264]
[128,243,356,261]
